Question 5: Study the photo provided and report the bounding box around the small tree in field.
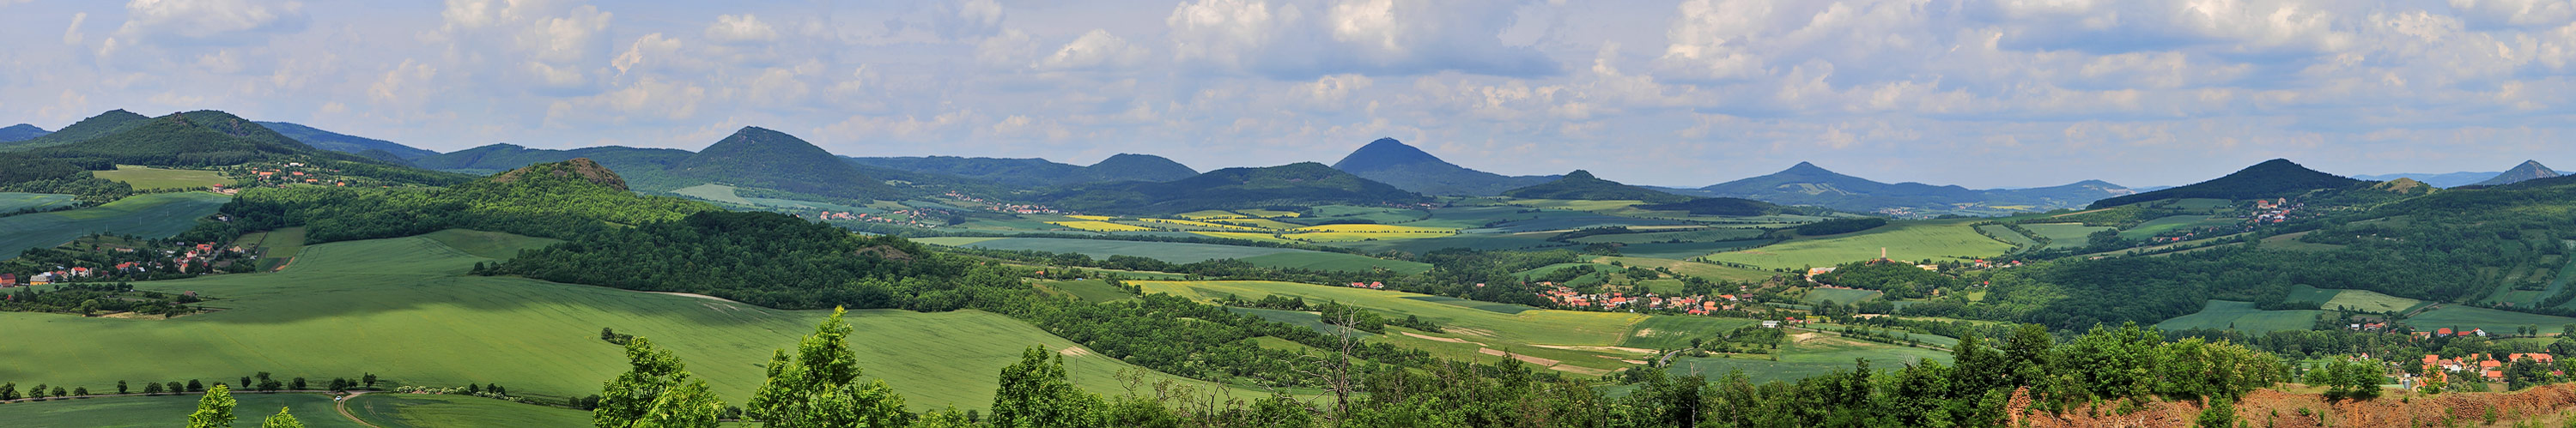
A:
[186,383,236,428]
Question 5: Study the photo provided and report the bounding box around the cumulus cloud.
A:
[1166,0,1558,79]
[432,0,615,93]
[111,0,307,45]
[1036,29,1150,70]
[705,14,778,45]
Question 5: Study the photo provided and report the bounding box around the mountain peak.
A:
[1331,137,1448,172]
[489,158,629,191]
[2087,158,2360,208]
[1504,169,1692,202]
[0,124,49,143]
[1564,170,1597,180]
[2468,160,2562,186]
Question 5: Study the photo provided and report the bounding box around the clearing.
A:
[2153,300,2324,334]
[1705,219,2013,270]
[92,166,233,190]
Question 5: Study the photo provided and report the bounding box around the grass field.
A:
[1321,234,1569,254]
[1616,240,1776,260]
[1594,256,1778,283]
[93,166,233,190]
[347,393,592,428]
[238,226,310,271]
[2403,305,2576,334]
[2152,300,2324,334]
[0,192,231,259]
[1036,279,1135,303]
[671,184,752,205]
[2119,215,2236,240]
[1801,288,1883,305]
[1664,333,1952,384]
[2320,289,2421,313]
[1134,280,1766,374]
[1705,219,2013,270]
[2022,223,2112,250]
[1568,228,1768,245]
[1976,225,2038,249]
[1466,216,1694,233]
[0,233,1259,411]
[0,393,367,428]
[0,192,76,214]
[914,237,1431,273]
[1046,220,1156,232]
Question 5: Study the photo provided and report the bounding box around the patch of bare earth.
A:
[1401,331,1487,346]
[1058,347,1094,357]
[2008,384,2576,428]
[1532,344,1657,354]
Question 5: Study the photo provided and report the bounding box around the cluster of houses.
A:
[1342,281,1388,290]
[2416,353,2558,383]
[2250,198,2296,224]
[817,209,947,228]
[240,162,357,188]
[1537,285,1744,316]
[8,243,246,286]
[942,191,1066,215]
[2413,327,2490,339]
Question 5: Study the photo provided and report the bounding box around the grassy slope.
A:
[0,233,1255,411]
[1707,219,2013,270]
[917,237,1431,274]
[347,394,592,428]
[1133,280,1755,373]
[2405,305,2576,334]
[0,192,77,213]
[1664,334,1952,384]
[0,192,231,259]
[0,393,367,428]
[2152,300,2324,334]
[91,166,232,190]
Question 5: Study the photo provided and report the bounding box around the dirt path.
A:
[335,391,381,428]
[1400,331,1488,346]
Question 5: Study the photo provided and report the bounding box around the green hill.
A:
[1037,162,1427,214]
[1694,162,2132,214]
[1330,138,1552,196]
[849,153,1199,188]
[0,109,149,150]
[256,121,439,160]
[2465,160,2561,187]
[1501,170,1692,202]
[2087,159,2363,208]
[667,127,890,202]
[1634,196,1788,216]
[224,158,715,243]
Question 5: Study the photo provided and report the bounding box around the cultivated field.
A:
[0,192,231,259]
[346,393,592,428]
[2153,300,2324,334]
[2320,289,2421,313]
[1801,288,1883,305]
[0,233,1259,411]
[1133,280,1755,374]
[2404,305,2576,334]
[92,166,233,190]
[914,237,1431,273]
[0,191,76,214]
[2118,214,2238,240]
[1664,333,1952,384]
[1044,220,1156,232]
[1593,256,1778,283]
[2021,223,2113,250]
[235,226,309,271]
[1704,219,2013,270]
[0,392,366,428]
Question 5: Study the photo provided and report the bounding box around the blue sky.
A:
[3,0,2573,188]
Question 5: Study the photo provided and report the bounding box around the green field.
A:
[1568,228,1767,244]
[1705,219,2013,270]
[1617,240,1777,260]
[1321,234,1569,254]
[237,226,310,271]
[1801,288,1883,305]
[2152,300,2324,334]
[2320,288,2421,313]
[670,184,753,205]
[0,393,367,428]
[2021,223,2113,250]
[1664,333,1952,384]
[92,166,234,190]
[2118,214,2236,240]
[1036,279,1134,303]
[1136,280,1748,373]
[0,192,231,259]
[0,233,1256,411]
[0,192,76,214]
[1976,225,2038,249]
[2403,305,2576,334]
[1595,256,1779,283]
[347,393,592,428]
[915,237,1431,274]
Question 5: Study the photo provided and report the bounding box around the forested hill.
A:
[1500,170,1693,202]
[0,124,48,142]
[848,153,1199,188]
[1693,161,2130,214]
[0,109,148,150]
[0,110,405,171]
[2088,159,2363,208]
[213,158,714,243]
[2466,160,2562,187]
[670,127,890,201]
[1633,196,1791,216]
[1036,161,1429,214]
[1329,137,1554,196]
[255,121,440,160]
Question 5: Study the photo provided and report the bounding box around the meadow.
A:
[2021,223,2113,250]
[914,237,1431,273]
[0,392,366,428]
[346,394,592,428]
[234,226,309,271]
[671,184,754,205]
[2152,300,2325,334]
[1569,228,1768,244]
[1801,288,1883,305]
[1133,280,1758,373]
[1704,219,2013,270]
[0,232,1261,411]
[1975,225,2038,249]
[0,192,231,259]
[2319,288,2422,313]
[1593,256,1779,283]
[1663,333,1952,384]
[0,191,76,214]
[91,166,233,190]
[2403,305,2576,334]
[2118,214,2238,240]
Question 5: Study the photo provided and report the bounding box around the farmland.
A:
[1663,332,1952,384]
[1801,288,1883,305]
[2118,214,2238,240]
[2319,288,2422,313]
[2153,300,2324,334]
[2021,223,2113,250]
[1133,280,1757,374]
[234,226,310,271]
[0,232,1260,411]
[914,237,1431,273]
[0,392,366,428]
[1704,219,2013,270]
[347,394,593,428]
[0,192,231,259]
[90,166,233,190]
[0,192,76,214]
[2403,305,2576,334]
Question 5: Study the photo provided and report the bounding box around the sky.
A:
[3,1,2574,189]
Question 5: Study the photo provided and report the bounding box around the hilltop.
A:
[1633,196,1789,216]
[412,143,694,177]
[1036,162,1427,214]
[489,157,628,190]
[1693,162,2129,214]
[848,153,1198,188]
[1500,170,1693,202]
[2087,159,2363,208]
[257,121,440,160]
[2465,160,2561,187]
[8,111,391,168]
[668,127,891,201]
[0,109,149,150]
[1331,138,1554,196]
[0,124,48,142]
[2353,171,2500,188]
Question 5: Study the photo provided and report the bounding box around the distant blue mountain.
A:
[0,124,49,142]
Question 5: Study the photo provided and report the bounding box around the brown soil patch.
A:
[1551,365,1615,376]
[1400,331,1486,346]
[1057,347,1094,357]
[1621,359,1649,365]
[1473,348,1561,366]
[1479,347,1508,357]
[96,311,169,320]
[2008,384,2576,428]
[1631,329,1660,337]
[1445,328,1498,338]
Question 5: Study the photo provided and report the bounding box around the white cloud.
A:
[1036,29,1149,70]
[112,0,307,45]
[1165,0,1557,79]
[64,12,86,45]
[933,0,1005,40]
[704,14,778,45]
[2448,0,2576,27]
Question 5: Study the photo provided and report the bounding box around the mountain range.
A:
[1330,138,1556,196]
[2465,160,2561,187]
[848,154,1199,188]
[1501,170,1692,203]
[2087,159,2362,208]
[1036,162,1428,214]
[256,122,440,161]
[1674,162,2136,214]
[0,124,48,142]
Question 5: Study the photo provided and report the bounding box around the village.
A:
[1,236,258,289]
